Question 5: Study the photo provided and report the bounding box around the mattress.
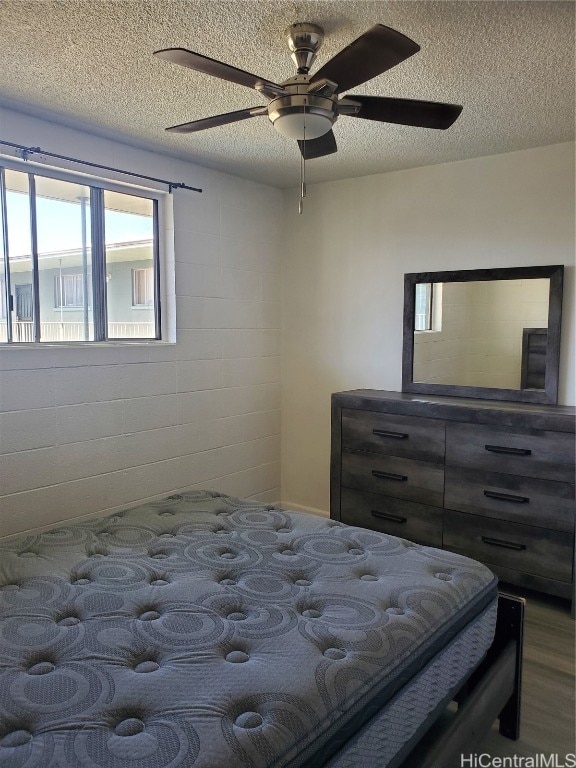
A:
[0,490,498,768]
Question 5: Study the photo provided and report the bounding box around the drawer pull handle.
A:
[371,470,408,482]
[481,536,527,552]
[484,444,532,456]
[483,490,530,504]
[373,429,409,440]
[371,510,407,524]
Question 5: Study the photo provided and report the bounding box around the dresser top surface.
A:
[332,390,576,432]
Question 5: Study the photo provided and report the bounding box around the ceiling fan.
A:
[154,22,463,160]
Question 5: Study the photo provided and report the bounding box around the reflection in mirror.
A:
[412,278,550,391]
[403,265,563,404]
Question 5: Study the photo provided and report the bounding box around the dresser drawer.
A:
[446,422,575,482]
[341,450,444,507]
[340,487,443,547]
[342,409,445,463]
[445,467,575,532]
[443,511,574,583]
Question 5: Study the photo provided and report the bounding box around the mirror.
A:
[402,265,564,404]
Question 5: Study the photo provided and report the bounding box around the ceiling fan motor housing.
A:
[286,23,324,73]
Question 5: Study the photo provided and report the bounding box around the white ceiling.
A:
[0,1,573,188]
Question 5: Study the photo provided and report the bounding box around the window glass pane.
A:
[5,169,34,342]
[104,191,156,339]
[35,176,93,342]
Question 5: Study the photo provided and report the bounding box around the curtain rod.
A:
[0,139,202,193]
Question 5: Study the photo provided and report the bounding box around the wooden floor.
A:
[480,590,575,760]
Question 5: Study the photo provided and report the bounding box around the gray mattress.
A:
[0,490,498,768]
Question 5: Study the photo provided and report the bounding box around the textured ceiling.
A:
[0,1,573,188]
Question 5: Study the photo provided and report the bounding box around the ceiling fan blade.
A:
[166,106,268,133]
[154,48,286,97]
[343,95,463,129]
[310,25,420,94]
[298,130,338,159]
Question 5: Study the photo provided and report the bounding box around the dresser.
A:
[331,390,576,611]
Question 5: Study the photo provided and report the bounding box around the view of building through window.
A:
[0,165,159,343]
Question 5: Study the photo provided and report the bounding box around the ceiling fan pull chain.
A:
[300,160,307,206]
[299,111,307,214]
[303,110,307,198]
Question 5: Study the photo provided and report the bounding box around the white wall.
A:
[0,107,282,538]
[281,142,575,515]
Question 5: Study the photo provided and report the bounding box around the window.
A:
[54,273,87,308]
[0,162,161,343]
[415,283,433,331]
[132,268,154,307]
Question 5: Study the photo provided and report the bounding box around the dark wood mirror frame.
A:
[402,265,564,405]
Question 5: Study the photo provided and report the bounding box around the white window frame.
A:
[0,156,169,345]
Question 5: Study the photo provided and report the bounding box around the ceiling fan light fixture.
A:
[272,112,333,140]
[268,92,337,140]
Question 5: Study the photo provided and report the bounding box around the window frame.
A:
[0,157,164,345]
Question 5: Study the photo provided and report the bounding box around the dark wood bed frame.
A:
[400,592,525,767]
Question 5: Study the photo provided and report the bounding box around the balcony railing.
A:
[0,321,156,343]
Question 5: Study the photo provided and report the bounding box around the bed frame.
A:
[399,592,525,767]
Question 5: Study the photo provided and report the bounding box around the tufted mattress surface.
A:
[0,490,497,768]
